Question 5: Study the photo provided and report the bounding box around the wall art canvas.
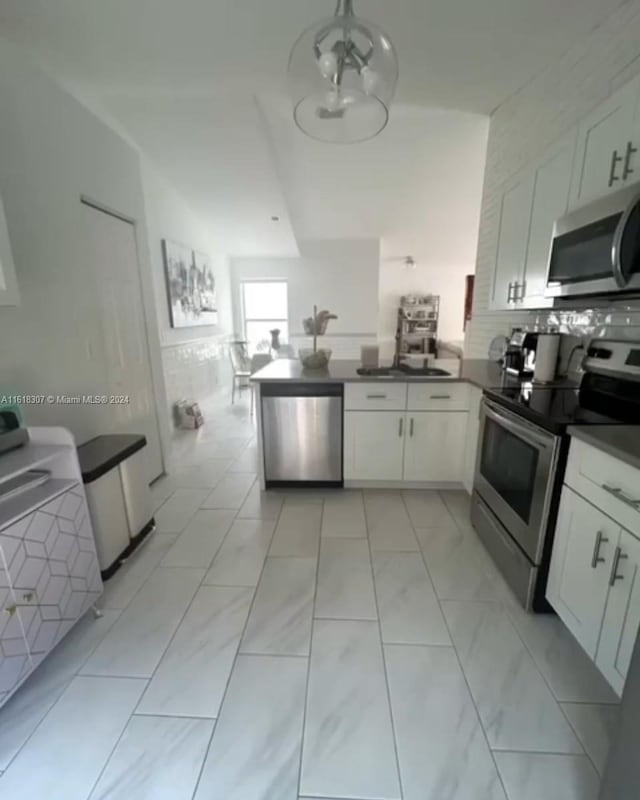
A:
[163,240,218,328]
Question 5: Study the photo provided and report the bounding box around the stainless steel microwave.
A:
[546,183,640,298]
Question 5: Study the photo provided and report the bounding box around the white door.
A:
[491,173,534,310]
[547,487,619,658]
[521,133,576,308]
[403,412,468,483]
[596,529,640,696]
[569,78,640,209]
[344,411,405,481]
[82,203,163,482]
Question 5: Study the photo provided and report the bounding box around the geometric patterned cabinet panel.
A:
[0,484,102,706]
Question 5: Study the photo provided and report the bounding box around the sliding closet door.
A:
[82,202,163,481]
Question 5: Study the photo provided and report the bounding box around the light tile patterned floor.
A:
[0,393,620,799]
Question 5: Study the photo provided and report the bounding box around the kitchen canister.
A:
[534,333,560,383]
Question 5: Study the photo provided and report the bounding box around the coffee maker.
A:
[503,330,538,378]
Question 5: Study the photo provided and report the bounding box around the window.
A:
[241,280,288,354]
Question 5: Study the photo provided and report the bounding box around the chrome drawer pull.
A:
[398,418,403,437]
[409,417,414,437]
[609,546,629,586]
[429,395,451,400]
[602,484,640,510]
[366,394,387,399]
[591,530,608,568]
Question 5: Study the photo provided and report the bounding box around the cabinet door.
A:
[0,540,31,699]
[570,79,639,209]
[547,487,619,658]
[344,411,405,481]
[596,529,640,696]
[521,134,576,308]
[403,412,468,483]
[490,173,535,310]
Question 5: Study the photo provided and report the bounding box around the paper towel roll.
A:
[534,334,560,383]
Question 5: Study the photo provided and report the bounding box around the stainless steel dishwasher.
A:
[261,383,343,486]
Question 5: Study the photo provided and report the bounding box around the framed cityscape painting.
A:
[163,240,218,328]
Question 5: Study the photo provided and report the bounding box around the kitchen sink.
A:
[356,365,451,377]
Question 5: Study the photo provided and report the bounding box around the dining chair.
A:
[228,341,251,405]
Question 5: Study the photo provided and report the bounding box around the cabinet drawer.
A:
[407,382,470,411]
[345,382,407,411]
[566,439,640,537]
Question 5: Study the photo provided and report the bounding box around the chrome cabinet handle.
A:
[516,281,526,302]
[366,394,387,399]
[609,546,629,586]
[602,484,640,510]
[507,282,514,303]
[609,149,623,186]
[430,395,451,400]
[623,141,638,181]
[398,418,403,437]
[409,417,414,438]
[591,530,609,568]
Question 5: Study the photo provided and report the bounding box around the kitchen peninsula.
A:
[251,358,512,491]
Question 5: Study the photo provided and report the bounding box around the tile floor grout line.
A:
[82,678,154,800]
[416,498,511,800]
[295,496,324,799]
[189,488,284,800]
[366,512,406,800]
[0,611,126,776]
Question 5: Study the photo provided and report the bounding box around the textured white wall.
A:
[0,38,232,461]
[465,1,640,358]
[230,239,380,355]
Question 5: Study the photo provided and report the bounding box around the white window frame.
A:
[240,279,289,352]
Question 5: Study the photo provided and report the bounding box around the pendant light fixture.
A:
[288,0,398,144]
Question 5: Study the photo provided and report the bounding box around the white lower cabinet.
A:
[547,487,619,658]
[403,412,468,482]
[596,530,640,695]
[344,411,405,481]
[548,472,640,696]
[344,409,468,484]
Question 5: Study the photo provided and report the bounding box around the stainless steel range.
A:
[472,340,640,611]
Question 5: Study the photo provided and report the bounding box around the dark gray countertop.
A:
[251,358,520,391]
[568,425,640,472]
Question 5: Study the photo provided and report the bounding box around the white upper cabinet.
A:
[0,193,19,307]
[490,172,535,310]
[570,77,640,209]
[520,133,576,308]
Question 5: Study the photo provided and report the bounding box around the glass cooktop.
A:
[484,379,637,434]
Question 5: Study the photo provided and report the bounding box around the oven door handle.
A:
[482,399,555,449]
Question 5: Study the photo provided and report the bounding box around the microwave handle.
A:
[611,188,640,289]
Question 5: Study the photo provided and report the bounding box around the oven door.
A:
[474,399,560,564]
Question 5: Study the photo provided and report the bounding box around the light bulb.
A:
[317,50,338,79]
[361,66,380,96]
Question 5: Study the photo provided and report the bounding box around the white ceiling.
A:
[0,0,627,255]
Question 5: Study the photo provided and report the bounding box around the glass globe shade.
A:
[288,8,398,144]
